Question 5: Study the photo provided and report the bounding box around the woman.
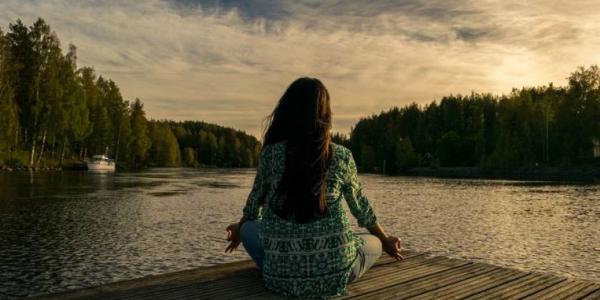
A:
[225,77,403,299]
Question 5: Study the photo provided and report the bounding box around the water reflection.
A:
[0,170,598,298]
[364,175,600,281]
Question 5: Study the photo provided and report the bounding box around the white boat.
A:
[86,155,116,171]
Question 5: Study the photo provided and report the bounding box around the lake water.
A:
[0,169,599,298]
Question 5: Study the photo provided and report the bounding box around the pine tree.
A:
[0,29,19,156]
[130,98,151,168]
[148,121,180,166]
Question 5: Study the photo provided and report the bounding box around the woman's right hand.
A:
[225,223,241,253]
[382,236,404,260]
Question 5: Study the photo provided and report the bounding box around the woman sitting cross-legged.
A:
[225,77,403,299]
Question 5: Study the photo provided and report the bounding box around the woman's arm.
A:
[367,223,404,260]
[226,145,271,253]
[341,150,378,228]
[342,148,403,259]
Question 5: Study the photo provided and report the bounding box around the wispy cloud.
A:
[1,0,599,136]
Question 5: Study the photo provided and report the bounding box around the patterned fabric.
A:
[242,141,378,299]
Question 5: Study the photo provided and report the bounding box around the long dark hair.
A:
[263,77,333,223]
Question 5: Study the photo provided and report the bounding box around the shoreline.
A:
[3,163,600,183]
[402,167,600,182]
[0,163,228,173]
[0,162,86,172]
[3,164,600,182]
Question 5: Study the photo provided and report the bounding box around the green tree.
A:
[0,29,19,156]
[130,98,151,167]
[34,24,64,165]
[4,18,599,171]
[332,132,350,148]
[182,147,197,167]
[98,78,129,161]
[395,138,418,171]
[438,131,461,167]
[244,148,254,168]
[360,144,376,172]
[148,121,180,166]
[1,18,264,170]
[7,18,60,166]
[488,91,537,167]
[57,45,90,164]
[206,132,218,165]
[554,66,600,163]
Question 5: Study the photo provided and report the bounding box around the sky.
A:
[1,0,600,137]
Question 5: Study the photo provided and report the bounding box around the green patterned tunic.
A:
[242,142,378,299]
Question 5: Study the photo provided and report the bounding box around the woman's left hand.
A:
[225,223,241,253]
[382,236,404,260]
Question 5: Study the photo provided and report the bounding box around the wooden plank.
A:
[140,252,424,299]
[123,268,263,300]
[347,264,463,297]
[520,280,596,300]
[567,283,600,299]
[356,256,450,281]
[410,267,529,299]
[348,262,499,299]
[345,258,470,297]
[554,282,600,300]
[68,251,424,300]
[372,250,425,267]
[183,279,267,300]
[244,256,469,300]
[581,287,600,299]
[30,260,257,300]
[498,276,566,299]
[460,273,544,299]
[27,251,600,300]
[155,252,425,300]
[363,256,461,278]
[462,272,567,300]
[243,291,286,300]
[140,276,261,300]
[161,282,270,300]
[110,269,261,300]
[348,257,465,287]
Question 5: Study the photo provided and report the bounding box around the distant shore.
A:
[3,163,600,183]
[0,162,221,173]
[0,161,86,172]
[400,166,600,182]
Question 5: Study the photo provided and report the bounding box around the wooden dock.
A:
[32,251,600,300]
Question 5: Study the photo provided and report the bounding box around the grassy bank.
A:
[0,150,87,171]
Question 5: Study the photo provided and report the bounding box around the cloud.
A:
[1,0,599,137]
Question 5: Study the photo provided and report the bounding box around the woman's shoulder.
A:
[331,142,352,159]
[261,141,351,160]
[261,141,286,156]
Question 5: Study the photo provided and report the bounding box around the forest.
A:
[2,18,599,174]
[0,18,260,169]
[334,66,600,174]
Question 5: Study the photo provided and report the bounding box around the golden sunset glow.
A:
[2,0,600,136]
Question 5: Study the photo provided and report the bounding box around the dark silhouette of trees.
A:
[162,121,260,168]
[341,68,600,173]
[2,18,598,172]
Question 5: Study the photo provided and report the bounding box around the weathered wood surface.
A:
[30,251,600,299]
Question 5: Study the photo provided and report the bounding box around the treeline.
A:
[0,18,259,169]
[152,121,261,168]
[337,66,600,173]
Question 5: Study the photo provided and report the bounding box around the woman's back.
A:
[227,77,401,299]
[242,141,377,298]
